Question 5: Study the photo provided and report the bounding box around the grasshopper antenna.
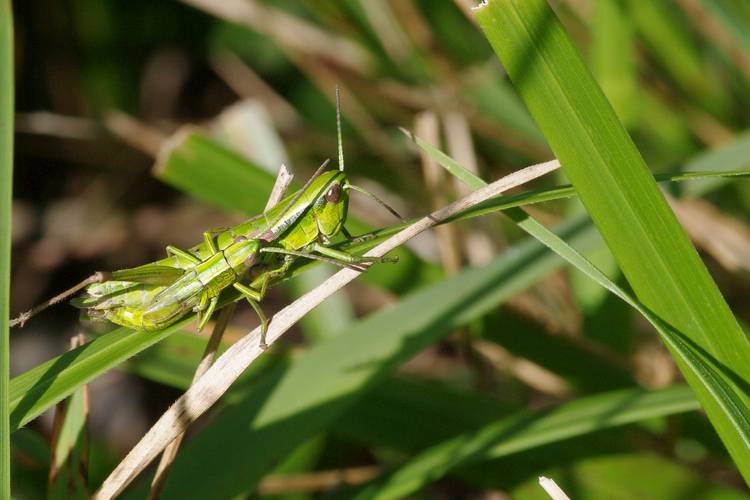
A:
[336,86,344,172]
[9,272,109,327]
[344,183,403,221]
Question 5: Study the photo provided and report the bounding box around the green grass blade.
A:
[349,385,698,500]
[0,1,13,497]
[8,322,187,431]
[476,0,750,481]
[627,0,729,115]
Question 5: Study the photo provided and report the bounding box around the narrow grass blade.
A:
[476,0,750,481]
[0,1,13,496]
[627,0,729,115]
[8,322,187,431]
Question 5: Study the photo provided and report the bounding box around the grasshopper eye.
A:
[325,184,341,204]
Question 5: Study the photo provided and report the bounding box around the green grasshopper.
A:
[12,89,400,348]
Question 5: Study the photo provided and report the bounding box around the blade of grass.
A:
[0,1,13,497]
[590,0,637,127]
[479,0,750,481]
[8,322,188,432]
[48,335,89,500]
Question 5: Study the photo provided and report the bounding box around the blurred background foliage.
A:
[8,0,750,498]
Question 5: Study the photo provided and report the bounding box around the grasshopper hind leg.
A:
[233,282,269,350]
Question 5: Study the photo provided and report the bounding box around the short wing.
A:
[111,264,185,285]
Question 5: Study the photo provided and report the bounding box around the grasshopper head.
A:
[311,171,349,240]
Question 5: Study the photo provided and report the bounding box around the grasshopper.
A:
[12,88,400,348]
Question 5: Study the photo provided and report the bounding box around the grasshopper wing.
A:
[111,264,185,285]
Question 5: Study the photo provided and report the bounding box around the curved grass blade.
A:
[8,321,187,432]
[475,0,750,482]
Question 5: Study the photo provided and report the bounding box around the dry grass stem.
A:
[94,159,560,499]
[539,476,571,500]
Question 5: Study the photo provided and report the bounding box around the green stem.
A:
[0,1,13,498]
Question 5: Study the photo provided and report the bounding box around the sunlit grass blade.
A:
[590,0,637,127]
[0,1,13,496]
[476,0,750,481]
[349,385,698,500]
[8,322,187,431]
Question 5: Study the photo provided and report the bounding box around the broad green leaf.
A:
[0,1,13,495]
[476,0,750,482]
[159,214,603,499]
[154,130,276,215]
[348,386,698,500]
